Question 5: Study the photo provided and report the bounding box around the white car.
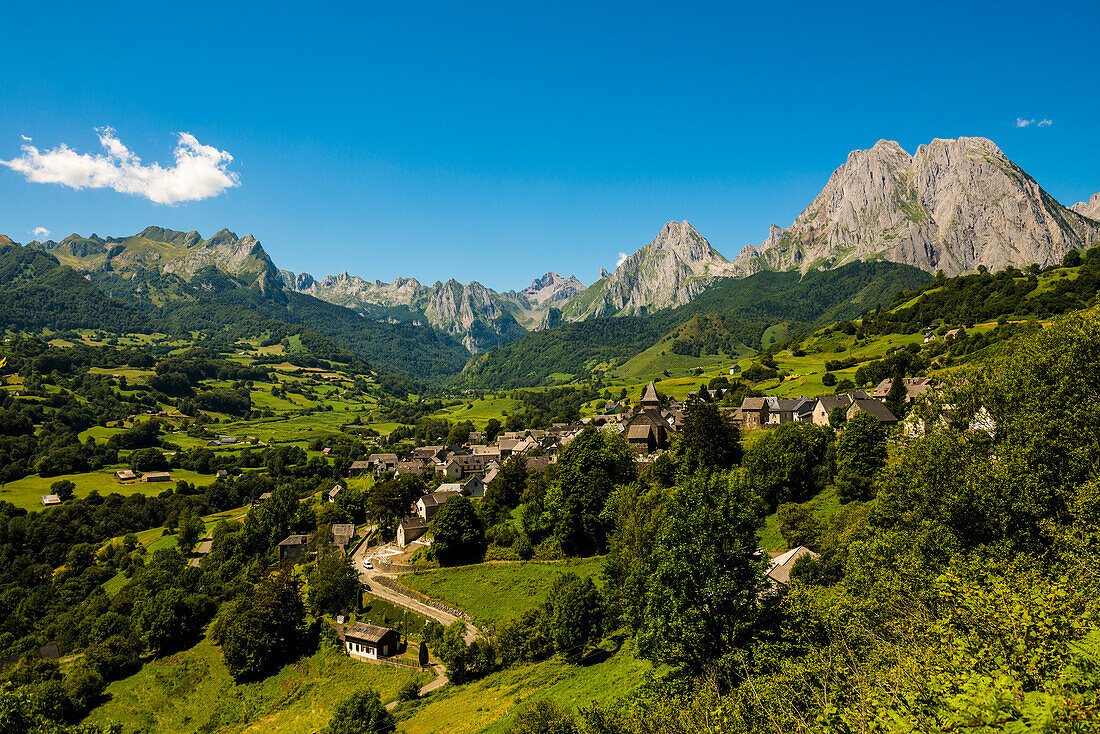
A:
[362,559,373,569]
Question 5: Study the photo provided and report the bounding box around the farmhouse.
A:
[140,472,172,483]
[327,484,344,502]
[348,460,372,478]
[114,469,137,481]
[416,490,462,520]
[395,460,429,476]
[872,376,934,402]
[331,523,355,554]
[277,534,311,562]
[398,517,429,547]
[847,398,898,426]
[737,397,769,430]
[41,495,61,506]
[410,445,445,462]
[344,623,400,660]
[811,394,854,426]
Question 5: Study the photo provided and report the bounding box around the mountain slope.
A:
[461,260,931,388]
[561,220,736,319]
[12,227,470,380]
[731,137,1100,277]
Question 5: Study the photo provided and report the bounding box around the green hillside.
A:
[461,261,932,388]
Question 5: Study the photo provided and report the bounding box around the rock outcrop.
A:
[1071,193,1100,221]
[731,137,1100,276]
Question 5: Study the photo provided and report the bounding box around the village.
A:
[247,372,956,673]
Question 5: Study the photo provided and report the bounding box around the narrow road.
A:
[351,538,478,644]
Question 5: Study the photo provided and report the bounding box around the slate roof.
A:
[740,397,768,411]
[420,490,461,508]
[848,398,898,423]
[331,524,355,545]
[344,622,398,644]
[767,546,820,585]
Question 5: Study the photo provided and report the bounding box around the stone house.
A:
[737,397,770,430]
[872,376,934,402]
[415,490,462,521]
[278,534,312,562]
[846,399,898,426]
[397,517,429,547]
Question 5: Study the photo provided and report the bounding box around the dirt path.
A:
[383,663,448,711]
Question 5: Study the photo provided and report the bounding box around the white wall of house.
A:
[346,640,383,660]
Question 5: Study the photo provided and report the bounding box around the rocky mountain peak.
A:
[729,135,1100,277]
[1071,192,1100,221]
[562,221,735,320]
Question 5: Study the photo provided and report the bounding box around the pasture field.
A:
[85,634,426,734]
[402,558,605,627]
[0,468,213,511]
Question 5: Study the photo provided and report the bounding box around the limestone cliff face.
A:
[513,272,586,308]
[731,137,1100,276]
[280,270,532,352]
[562,221,736,319]
[1071,193,1100,221]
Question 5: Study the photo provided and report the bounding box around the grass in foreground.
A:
[395,636,651,734]
[402,558,606,627]
[85,633,426,734]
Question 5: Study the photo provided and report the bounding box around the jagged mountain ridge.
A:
[278,270,567,352]
[8,226,471,380]
[280,221,739,349]
[731,137,1100,277]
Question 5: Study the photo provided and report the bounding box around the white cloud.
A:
[1038,119,1053,127]
[20,135,31,142]
[616,251,629,267]
[1015,118,1035,128]
[0,128,240,205]
[32,226,49,239]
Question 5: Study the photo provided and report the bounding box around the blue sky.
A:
[2,0,1097,291]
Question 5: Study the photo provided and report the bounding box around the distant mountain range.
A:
[3,135,1097,377]
[282,136,1099,351]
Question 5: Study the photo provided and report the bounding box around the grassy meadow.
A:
[402,558,606,627]
[85,634,427,734]
[394,637,651,734]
